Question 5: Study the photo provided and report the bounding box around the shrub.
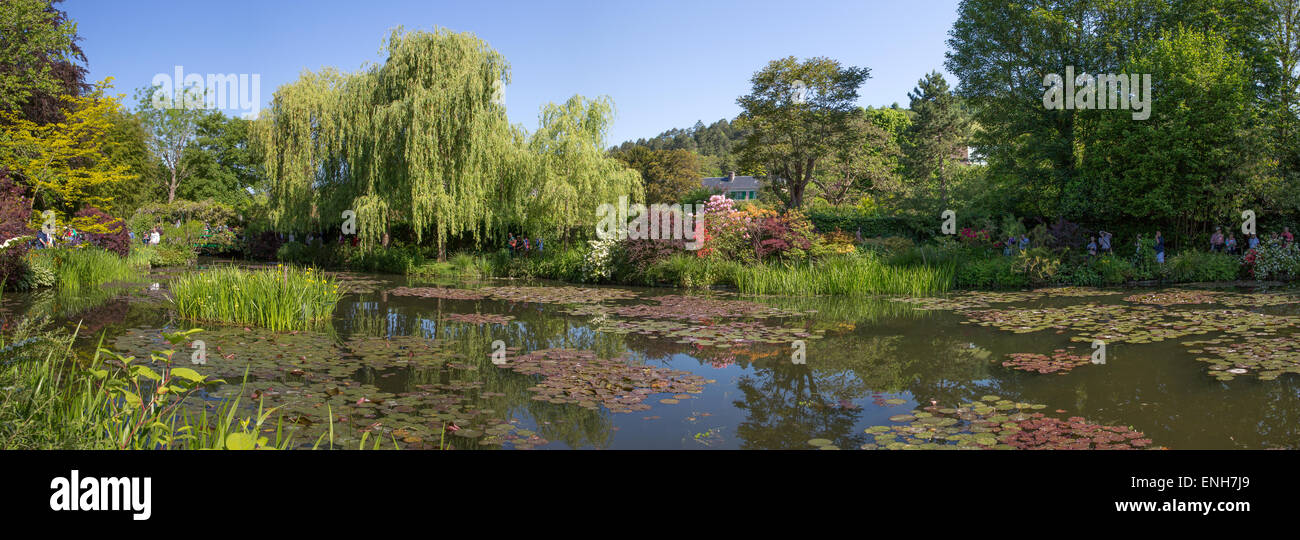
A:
[581,237,618,282]
[15,251,55,290]
[1165,250,1240,282]
[73,206,130,257]
[1092,254,1134,284]
[643,254,741,289]
[1249,241,1300,280]
[245,231,285,261]
[1011,247,1061,285]
[0,168,34,288]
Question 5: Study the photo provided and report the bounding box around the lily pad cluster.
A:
[893,288,1117,311]
[1002,349,1091,374]
[389,287,491,300]
[1123,290,1220,305]
[860,396,1154,450]
[110,327,535,449]
[497,348,711,413]
[964,304,1300,344]
[478,286,638,304]
[1183,336,1300,380]
[606,295,804,321]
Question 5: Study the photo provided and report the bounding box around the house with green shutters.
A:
[701,171,762,200]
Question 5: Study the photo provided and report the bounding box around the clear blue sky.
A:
[64,0,961,145]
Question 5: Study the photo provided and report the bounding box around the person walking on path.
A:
[1226,234,1238,254]
[1210,227,1224,252]
[1098,231,1112,254]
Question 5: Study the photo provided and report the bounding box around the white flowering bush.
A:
[1249,241,1300,280]
[581,237,618,282]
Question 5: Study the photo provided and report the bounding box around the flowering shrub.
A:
[582,237,618,282]
[1249,241,1300,280]
[958,227,992,247]
[696,195,815,262]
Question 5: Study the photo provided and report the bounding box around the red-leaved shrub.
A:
[75,206,130,257]
[0,168,35,288]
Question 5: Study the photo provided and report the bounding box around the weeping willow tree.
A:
[254,28,640,259]
[253,68,347,234]
[517,95,643,245]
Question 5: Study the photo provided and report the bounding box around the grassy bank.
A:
[169,265,345,331]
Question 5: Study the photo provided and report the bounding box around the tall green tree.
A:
[1076,29,1264,239]
[812,110,901,206]
[734,56,871,210]
[609,146,701,204]
[0,0,83,115]
[136,85,206,204]
[179,111,259,206]
[902,71,970,212]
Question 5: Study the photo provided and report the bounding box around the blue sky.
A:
[64,0,961,145]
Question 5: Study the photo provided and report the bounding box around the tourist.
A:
[36,228,51,249]
[1004,235,1015,256]
[536,237,543,253]
[1210,227,1224,252]
[523,237,531,254]
[1018,234,1029,252]
[149,227,161,246]
[1225,234,1237,254]
[1098,230,1112,254]
[1249,233,1260,250]
[1285,227,1294,245]
[508,233,518,254]
[1154,231,1165,264]
[1087,236,1098,256]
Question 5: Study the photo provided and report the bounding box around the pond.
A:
[7,261,1300,450]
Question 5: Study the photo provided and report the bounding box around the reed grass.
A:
[732,254,954,297]
[169,264,345,331]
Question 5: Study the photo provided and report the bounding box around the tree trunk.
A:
[168,168,178,204]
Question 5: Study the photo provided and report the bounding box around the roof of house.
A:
[701,175,762,192]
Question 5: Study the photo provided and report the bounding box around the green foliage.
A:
[23,247,136,293]
[16,249,55,290]
[732,253,954,296]
[642,254,742,289]
[1164,250,1241,282]
[169,265,343,331]
[130,243,194,267]
[955,255,1026,289]
[1250,240,1300,280]
[608,146,701,204]
[806,207,925,239]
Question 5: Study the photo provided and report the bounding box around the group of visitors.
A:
[33,226,88,249]
[1209,226,1294,254]
[1002,234,1031,256]
[508,233,542,255]
[1086,231,1115,257]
